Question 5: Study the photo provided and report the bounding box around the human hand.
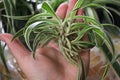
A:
[0,0,90,80]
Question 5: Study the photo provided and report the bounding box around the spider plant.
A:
[12,0,120,80]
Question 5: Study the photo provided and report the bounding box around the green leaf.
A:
[101,43,120,77]
[25,14,59,31]
[77,63,81,80]
[79,56,86,80]
[24,19,57,52]
[51,0,66,10]
[82,3,114,24]
[32,33,45,58]
[102,24,120,36]
[26,13,52,26]
[93,32,104,47]
[42,2,61,23]
[112,54,120,63]
[85,7,99,21]
[101,65,109,80]
[3,0,16,34]
[24,21,43,51]
[62,46,77,65]
[116,54,120,60]
[73,15,101,26]
[3,15,33,20]
[71,23,87,31]
[70,0,84,18]
[92,25,114,54]
[93,0,120,7]
[72,26,96,42]
[33,31,55,54]
[106,7,120,16]
[41,35,54,47]
[24,19,58,36]
[12,28,24,41]
[33,22,52,32]
[65,37,72,50]
[73,41,95,48]
[103,10,112,24]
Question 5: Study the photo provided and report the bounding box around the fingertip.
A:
[55,2,68,19]
[67,0,77,15]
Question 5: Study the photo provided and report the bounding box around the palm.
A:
[20,46,78,80]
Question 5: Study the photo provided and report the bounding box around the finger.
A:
[0,33,30,62]
[76,9,84,22]
[55,2,68,19]
[67,0,77,15]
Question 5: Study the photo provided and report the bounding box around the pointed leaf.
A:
[3,15,32,20]
[42,2,61,23]
[12,28,24,41]
[70,0,84,18]
[24,22,43,51]
[101,65,109,80]
[101,44,120,77]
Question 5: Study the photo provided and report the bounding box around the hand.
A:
[0,0,90,80]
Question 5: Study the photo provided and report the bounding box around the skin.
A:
[0,0,90,80]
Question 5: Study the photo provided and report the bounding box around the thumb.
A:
[0,33,30,62]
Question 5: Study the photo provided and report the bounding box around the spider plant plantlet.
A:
[12,0,120,80]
